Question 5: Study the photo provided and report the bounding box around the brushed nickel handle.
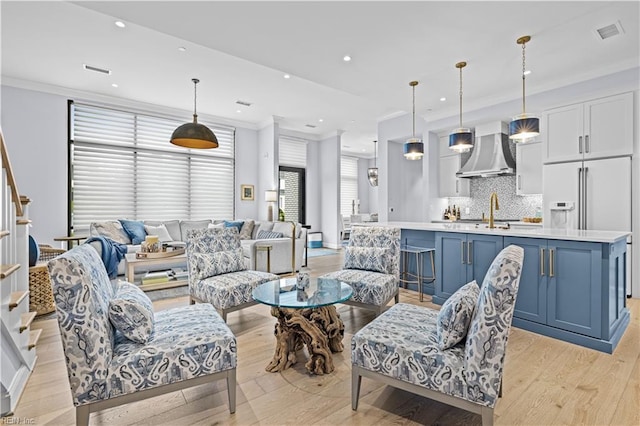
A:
[540,247,545,276]
[461,241,465,264]
[578,136,583,154]
[456,180,459,194]
[583,167,589,229]
[549,248,555,277]
[467,241,473,265]
[585,135,590,153]
[517,175,521,190]
[577,167,582,230]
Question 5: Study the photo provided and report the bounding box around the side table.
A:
[54,235,88,250]
[255,244,272,273]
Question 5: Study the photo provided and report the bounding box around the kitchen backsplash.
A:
[448,175,542,220]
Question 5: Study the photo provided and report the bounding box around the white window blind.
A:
[279,137,307,167]
[70,102,235,233]
[340,156,359,216]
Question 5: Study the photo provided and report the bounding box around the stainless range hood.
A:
[456,122,516,178]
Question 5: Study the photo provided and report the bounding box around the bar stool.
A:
[399,245,435,302]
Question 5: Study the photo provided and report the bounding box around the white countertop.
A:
[430,220,543,227]
[364,221,630,243]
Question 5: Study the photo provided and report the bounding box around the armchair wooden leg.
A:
[480,406,494,426]
[499,379,503,398]
[76,404,90,426]
[351,365,362,410]
[226,369,236,414]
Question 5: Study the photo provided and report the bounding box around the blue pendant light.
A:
[449,61,473,153]
[509,36,540,141]
[404,81,424,160]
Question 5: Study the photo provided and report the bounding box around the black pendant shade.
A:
[170,78,219,149]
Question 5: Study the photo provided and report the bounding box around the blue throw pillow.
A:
[119,219,146,245]
[224,220,244,232]
[257,230,284,239]
[28,235,40,267]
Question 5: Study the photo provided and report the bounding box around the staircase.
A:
[1,132,40,416]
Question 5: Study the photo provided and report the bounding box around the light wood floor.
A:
[12,251,640,425]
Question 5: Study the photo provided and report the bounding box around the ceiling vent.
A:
[235,100,252,107]
[595,21,624,40]
[83,64,111,75]
[305,124,317,128]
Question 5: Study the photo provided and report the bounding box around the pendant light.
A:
[449,61,473,153]
[170,78,219,149]
[509,35,540,141]
[367,140,378,187]
[403,81,424,160]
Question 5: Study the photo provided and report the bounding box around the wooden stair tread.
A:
[0,230,9,239]
[20,312,37,333]
[28,328,42,350]
[1,263,20,279]
[9,290,29,311]
[16,219,32,225]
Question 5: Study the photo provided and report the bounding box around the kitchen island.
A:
[368,221,630,353]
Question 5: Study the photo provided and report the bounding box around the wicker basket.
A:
[28,264,55,316]
[28,245,66,315]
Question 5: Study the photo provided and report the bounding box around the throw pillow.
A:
[257,230,284,239]
[208,222,225,229]
[191,248,245,280]
[90,220,131,244]
[344,246,391,274]
[143,224,173,242]
[119,219,146,245]
[272,222,294,238]
[239,220,255,240]
[224,220,244,232]
[109,282,155,344]
[436,280,480,350]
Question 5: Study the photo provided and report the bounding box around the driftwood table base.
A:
[265,305,345,375]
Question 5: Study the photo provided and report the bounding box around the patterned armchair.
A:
[351,245,524,426]
[48,244,237,426]
[186,227,279,321]
[321,226,400,316]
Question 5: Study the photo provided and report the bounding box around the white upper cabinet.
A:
[543,92,633,164]
[438,134,470,197]
[516,141,542,195]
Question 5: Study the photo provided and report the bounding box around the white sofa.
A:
[89,219,307,275]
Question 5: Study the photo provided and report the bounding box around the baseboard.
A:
[323,243,342,250]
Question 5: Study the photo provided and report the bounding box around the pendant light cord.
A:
[192,78,200,122]
[459,66,463,128]
[374,140,377,167]
[412,84,416,138]
[521,41,526,114]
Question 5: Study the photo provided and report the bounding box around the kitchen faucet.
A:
[489,192,499,229]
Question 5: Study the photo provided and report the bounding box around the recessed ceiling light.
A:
[283,74,291,79]
[178,46,187,52]
[351,120,356,123]
[523,70,532,75]
[343,55,352,62]
[362,149,366,152]
[236,110,242,113]
[440,97,446,102]
[115,21,125,28]
[111,83,118,88]
[318,119,324,122]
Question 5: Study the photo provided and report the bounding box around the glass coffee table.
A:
[252,277,352,375]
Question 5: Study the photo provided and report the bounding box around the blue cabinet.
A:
[506,237,602,339]
[434,232,503,304]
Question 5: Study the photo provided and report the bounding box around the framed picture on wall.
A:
[241,184,254,201]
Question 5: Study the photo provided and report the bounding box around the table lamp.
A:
[265,190,278,221]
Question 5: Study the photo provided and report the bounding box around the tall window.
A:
[340,156,359,216]
[279,137,307,223]
[69,102,235,233]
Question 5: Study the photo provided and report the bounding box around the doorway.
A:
[278,166,306,224]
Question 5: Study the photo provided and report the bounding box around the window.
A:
[340,156,359,216]
[69,102,235,233]
[279,137,307,223]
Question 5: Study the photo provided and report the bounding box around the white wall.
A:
[235,126,259,220]
[319,132,341,249]
[357,159,372,213]
[257,121,278,221]
[305,139,321,232]
[1,85,67,246]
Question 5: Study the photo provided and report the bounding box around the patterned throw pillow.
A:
[257,230,284,239]
[191,248,245,280]
[119,219,146,245]
[143,224,173,242]
[224,220,244,232]
[239,220,255,240]
[109,282,155,343]
[436,280,480,350]
[343,246,391,274]
[90,220,131,244]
